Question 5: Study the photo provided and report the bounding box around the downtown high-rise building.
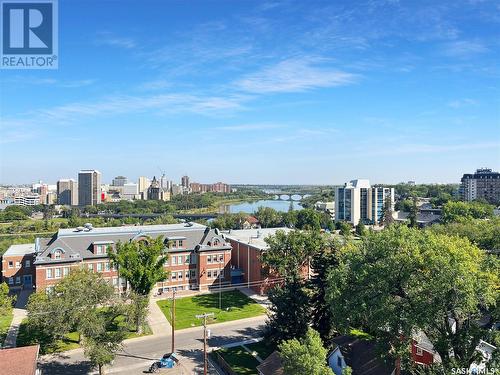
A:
[335,179,394,226]
[181,175,190,189]
[112,176,128,186]
[138,176,151,194]
[57,179,78,206]
[78,170,102,206]
[460,168,500,204]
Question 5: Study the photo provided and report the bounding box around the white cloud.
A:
[448,98,478,108]
[235,57,358,94]
[443,41,488,57]
[215,123,284,131]
[96,32,136,49]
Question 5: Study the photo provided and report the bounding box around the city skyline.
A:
[1,0,499,184]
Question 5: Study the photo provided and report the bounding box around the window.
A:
[220,269,224,278]
[218,254,224,263]
[8,277,13,285]
[207,270,212,278]
[105,262,110,271]
[171,240,177,248]
[191,255,197,264]
[337,356,342,367]
[190,270,196,279]
[178,240,184,248]
[213,239,219,246]
[112,278,118,286]
[55,268,61,278]
[46,269,53,279]
[185,271,190,279]
[87,263,93,272]
[54,250,62,260]
[97,263,103,272]
[185,255,190,264]
[416,347,423,356]
[95,245,106,254]
[63,267,70,276]
[15,261,20,268]
[178,271,182,280]
[171,273,177,281]
[8,261,13,268]
[213,270,218,278]
[178,255,183,264]
[25,260,31,268]
[15,276,20,284]
[207,255,212,264]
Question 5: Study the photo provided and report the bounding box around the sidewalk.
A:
[148,295,172,336]
[238,287,271,308]
[3,290,31,348]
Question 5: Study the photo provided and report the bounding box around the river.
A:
[219,199,303,214]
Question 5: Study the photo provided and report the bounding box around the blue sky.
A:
[1,0,499,185]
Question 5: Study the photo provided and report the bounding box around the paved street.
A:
[39,316,266,374]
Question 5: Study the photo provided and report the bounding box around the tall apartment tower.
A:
[78,170,102,206]
[112,176,128,186]
[335,179,394,225]
[138,176,151,195]
[57,179,78,206]
[181,175,190,189]
[460,168,500,204]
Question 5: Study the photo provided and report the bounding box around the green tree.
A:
[355,222,368,237]
[296,209,321,230]
[254,207,282,228]
[442,201,494,223]
[279,328,334,375]
[408,196,418,228]
[266,280,311,345]
[338,222,352,238]
[309,239,341,343]
[109,236,168,332]
[0,282,15,315]
[83,319,126,375]
[262,230,322,281]
[109,236,168,295]
[381,195,394,227]
[327,225,499,371]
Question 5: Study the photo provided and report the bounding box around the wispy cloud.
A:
[96,32,136,49]
[448,98,478,108]
[442,40,488,57]
[3,77,95,88]
[235,57,359,94]
[215,123,284,131]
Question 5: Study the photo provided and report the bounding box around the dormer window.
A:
[54,249,62,260]
[92,241,114,254]
[213,239,220,247]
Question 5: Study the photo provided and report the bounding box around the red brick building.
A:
[225,228,311,295]
[1,223,231,294]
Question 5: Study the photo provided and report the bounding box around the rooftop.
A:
[0,345,39,375]
[57,222,206,237]
[224,227,292,250]
[4,243,36,257]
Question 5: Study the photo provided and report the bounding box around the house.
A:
[242,216,260,229]
[257,351,284,375]
[328,335,395,375]
[226,228,313,294]
[0,223,232,294]
[0,344,41,375]
[411,331,442,366]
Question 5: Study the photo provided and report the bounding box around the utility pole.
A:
[219,259,222,310]
[196,313,214,375]
[171,289,176,353]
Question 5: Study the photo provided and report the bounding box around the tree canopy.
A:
[326,225,499,371]
[279,328,334,375]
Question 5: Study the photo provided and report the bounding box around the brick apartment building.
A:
[1,223,232,294]
[226,227,312,295]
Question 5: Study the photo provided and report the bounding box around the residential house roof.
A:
[0,345,39,375]
[257,351,284,375]
[330,335,395,375]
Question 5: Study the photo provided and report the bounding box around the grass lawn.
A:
[212,346,260,375]
[157,290,266,330]
[0,311,13,345]
[245,340,276,360]
[16,312,152,354]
